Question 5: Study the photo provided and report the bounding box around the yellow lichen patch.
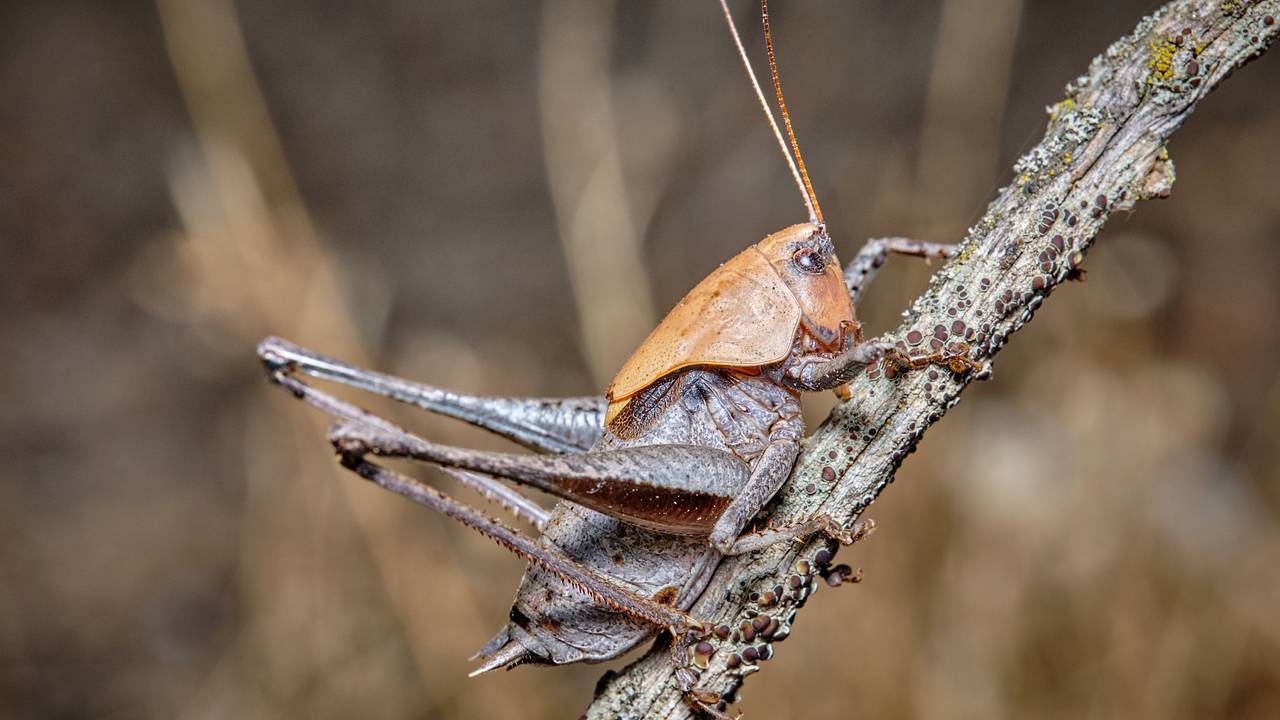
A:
[1048,97,1076,121]
[1147,36,1178,85]
[1220,1,1247,19]
[1063,151,1073,165]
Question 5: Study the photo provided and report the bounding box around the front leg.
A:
[784,340,896,392]
[882,341,980,376]
[844,237,958,305]
[785,336,977,392]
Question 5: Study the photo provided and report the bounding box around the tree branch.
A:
[586,1,1277,717]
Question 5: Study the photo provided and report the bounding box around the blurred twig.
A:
[539,0,659,386]
[152,0,438,710]
[588,1,1278,716]
[914,0,1023,237]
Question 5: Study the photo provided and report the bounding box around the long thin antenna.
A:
[718,0,818,225]
[761,0,823,225]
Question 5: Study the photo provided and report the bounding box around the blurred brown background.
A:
[3,1,1278,718]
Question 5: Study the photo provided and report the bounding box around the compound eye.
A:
[792,247,826,275]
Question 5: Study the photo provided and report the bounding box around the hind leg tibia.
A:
[342,456,706,635]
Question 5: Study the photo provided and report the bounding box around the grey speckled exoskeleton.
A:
[258,1,974,716]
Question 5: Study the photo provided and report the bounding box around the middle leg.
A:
[704,439,876,556]
[727,516,875,556]
[785,337,976,392]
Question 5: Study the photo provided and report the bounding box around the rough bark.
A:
[586,1,1278,717]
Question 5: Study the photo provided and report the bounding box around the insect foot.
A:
[255,336,296,373]
[725,514,873,556]
[804,527,870,589]
[685,685,738,720]
[671,624,741,720]
[329,422,380,464]
[823,516,876,546]
[882,340,978,377]
[819,563,864,588]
